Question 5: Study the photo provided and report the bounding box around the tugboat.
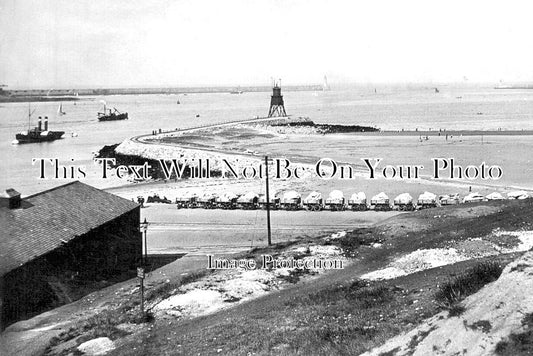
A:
[15,108,64,144]
[97,103,128,121]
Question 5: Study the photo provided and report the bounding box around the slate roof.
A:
[0,181,139,277]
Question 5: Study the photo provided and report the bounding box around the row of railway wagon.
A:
[155,189,531,212]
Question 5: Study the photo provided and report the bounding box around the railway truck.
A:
[394,193,415,211]
[303,191,323,211]
[439,193,461,205]
[237,191,259,209]
[280,190,302,210]
[258,192,281,210]
[348,192,367,211]
[197,193,217,209]
[417,191,438,209]
[486,192,505,201]
[325,190,345,211]
[216,191,239,209]
[176,192,198,209]
[371,192,391,211]
[463,192,485,203]
[507,190,529,200]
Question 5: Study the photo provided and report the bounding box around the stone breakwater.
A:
[269,117,380,133]
[99,116,377,182]
[115,137,265,177]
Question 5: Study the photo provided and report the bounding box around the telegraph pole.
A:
[265,156,272,246]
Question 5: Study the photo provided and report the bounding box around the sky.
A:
[1,0,533,88]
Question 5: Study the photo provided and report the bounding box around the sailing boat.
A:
[314,75,330,96]
[322,75,330,91]
[58,103,66,115]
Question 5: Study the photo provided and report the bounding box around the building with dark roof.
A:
[0,181,141,330]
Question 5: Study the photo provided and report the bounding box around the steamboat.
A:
[15,108,64,144]
[97,103,128,121]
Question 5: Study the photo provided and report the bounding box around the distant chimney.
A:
[38,116,42,131]
[0,189,22,209]
[44,116,48,131]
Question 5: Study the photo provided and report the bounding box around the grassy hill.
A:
[3,199,533,356]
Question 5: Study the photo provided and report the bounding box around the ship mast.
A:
[27,103,36,131]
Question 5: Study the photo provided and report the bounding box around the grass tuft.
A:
[435,261,503,307]
[289,279,392,309]
[447,304,466,317]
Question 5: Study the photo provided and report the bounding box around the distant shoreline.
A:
[353,130,533,136]
[495,85,533,89]
[0,84,323,103]
[0,96,80,103]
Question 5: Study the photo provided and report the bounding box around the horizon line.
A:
[2,81,522,91]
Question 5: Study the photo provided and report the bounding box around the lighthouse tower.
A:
[267,80,287,117]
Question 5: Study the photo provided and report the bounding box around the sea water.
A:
[1,84,533,195]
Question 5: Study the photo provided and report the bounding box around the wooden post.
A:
[141,218,148,265]
[0,275,4,331]
[137,267,145,319]
[265,156,272,246]
[144,229,148,265]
